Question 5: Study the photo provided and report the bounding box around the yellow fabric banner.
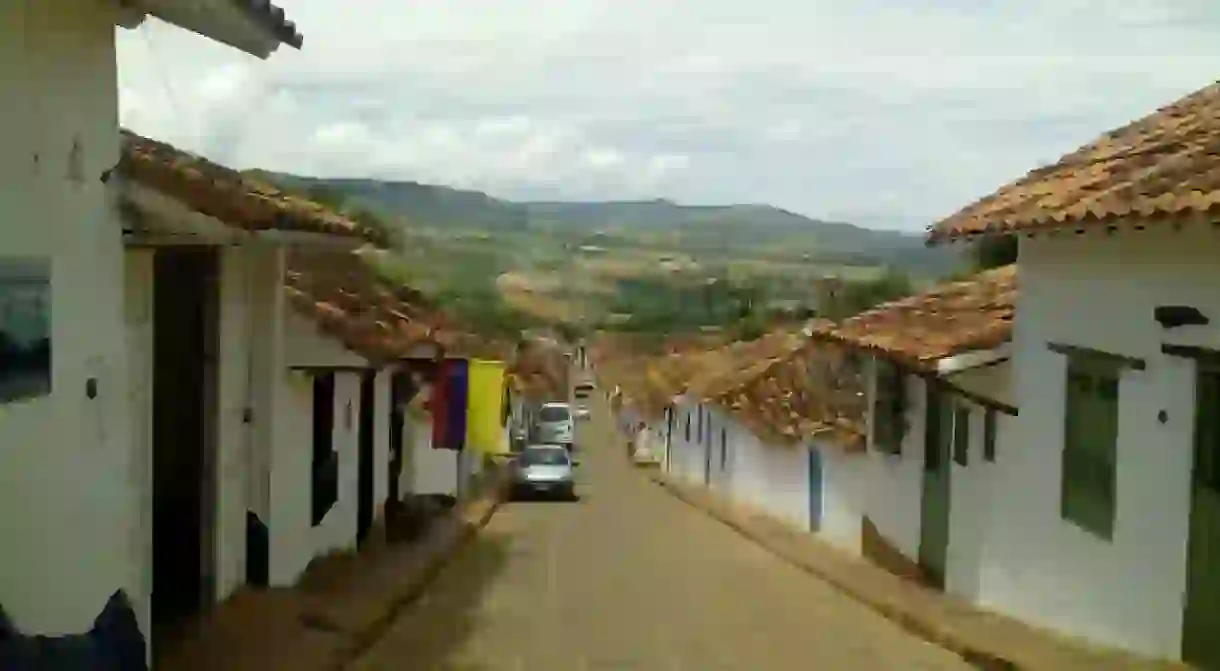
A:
[466,358,509,455]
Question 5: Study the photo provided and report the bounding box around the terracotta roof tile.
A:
[119,131,386,245]
[810,266,1016,370]
[507,340,568,402]
[596,326,866,451]
[930,82,1220,241]
[707,342,867,452]
[285,249,442,362]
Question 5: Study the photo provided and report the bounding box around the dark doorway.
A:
[356,370,377,546]
[311,373,338,526]
[151,247,219,634]
[387,372,408,504]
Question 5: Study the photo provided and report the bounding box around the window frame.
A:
[873,358,907,455]
[311,372,339,527]
[952,402,970,467]
[983,408,997,462]
[1059,356,1121,541]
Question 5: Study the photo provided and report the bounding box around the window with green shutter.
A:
[953,403,970,467]
[983,409,997,462]
[873,359,906,454]
[1060,358,1120,540]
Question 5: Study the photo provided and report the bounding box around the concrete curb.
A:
[330,474,509,669]
[646,471,1022,671]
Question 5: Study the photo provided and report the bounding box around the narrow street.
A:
[350,400,972,670]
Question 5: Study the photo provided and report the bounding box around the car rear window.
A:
[538,406,570,422]
[521,448,569,466]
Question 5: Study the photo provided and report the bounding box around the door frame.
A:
[808,446,823,532]
[918,383,953,589]
[1183,359,1220,666]
[356,370,377,546]
[150,246,221,632]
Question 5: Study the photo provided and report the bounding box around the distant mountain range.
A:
[248,171,964,278]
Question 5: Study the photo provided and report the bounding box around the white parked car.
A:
[533,402,575,451]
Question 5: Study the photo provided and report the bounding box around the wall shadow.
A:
[349,529,513,671]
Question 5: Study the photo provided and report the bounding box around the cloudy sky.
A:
[118,0,1220,231]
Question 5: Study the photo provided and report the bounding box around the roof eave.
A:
[135,0,302,60]
[115,178,363,249]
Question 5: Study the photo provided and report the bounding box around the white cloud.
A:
[117,0,1220,228]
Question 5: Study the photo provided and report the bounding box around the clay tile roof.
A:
[707,342,867,452]
[930,82,1220,242]
[673,329,804,400]
[810,265,1016,370]
[507,340,568,403]
[285,249,443,362]
[118,130,386,245]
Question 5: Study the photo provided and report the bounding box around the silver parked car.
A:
[511,444,578,500]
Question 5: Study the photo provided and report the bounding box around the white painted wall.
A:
[862,362,927,562]
[819,445,868,555]
[944,399,1007,602]
[122,249,154,643]
[666,400,707,485]
[411,415,459,495]
[725,420,810,530]
[213,245,254,601]
[246,245,282,529]
[0,0,140,635]
[267,312,369,585]
[980,227,1220,659]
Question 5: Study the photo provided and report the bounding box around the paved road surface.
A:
[350,400,971,670]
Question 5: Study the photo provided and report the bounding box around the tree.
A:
[305,184,347,210]
[835,270,914,318]
[347,207,405,250]
[970,234,1018,270]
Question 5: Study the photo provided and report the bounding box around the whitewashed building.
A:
[117,135,384,644]
[926,83,1220,667]
[0,0,324,657]
[811,268,1017,597]
[647,328,871,553]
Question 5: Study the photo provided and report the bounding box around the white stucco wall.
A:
[704,406,734,492]
[213,245,255,601]
[863,363,927,561]
[726,421,810,530]
[819,445,868,555]
[122,250,154,643]
[246,246,283,528]
[944,399,1007,602]
[0,0,139,635]
[979,227,1220,658]
[267,313,368,585]
[666,401,707,484]
[411,416,459,495]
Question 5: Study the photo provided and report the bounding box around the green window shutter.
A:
[873,360,905,455]
[924,386,942,470]
[1061,362,1119,540]
[983,409,997,462]
[953,404,970,467]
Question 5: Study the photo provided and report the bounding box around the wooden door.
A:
[919,385,953,589]
[1183,366,1220,668]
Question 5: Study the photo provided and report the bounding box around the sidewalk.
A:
[156,471,507,671]
[649,472,1190,671]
